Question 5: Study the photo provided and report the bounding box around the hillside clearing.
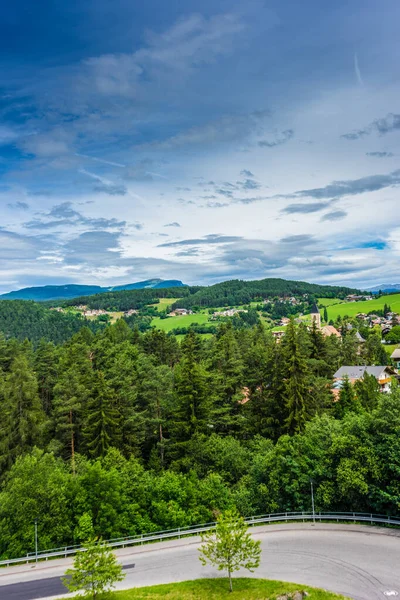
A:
[324,293,400,320]
[151,312,211,332]
[151,298,181,311]
[317,297,346,307]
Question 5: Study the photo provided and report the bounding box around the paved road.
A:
[1,523,400,600]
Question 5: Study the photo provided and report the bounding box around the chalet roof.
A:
[310,303,320,314]
[391,348,400,359]
[321,325,341,338]
[333,366,390,380]
[355,331,366,343]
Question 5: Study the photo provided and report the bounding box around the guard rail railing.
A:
[1,511,399,568]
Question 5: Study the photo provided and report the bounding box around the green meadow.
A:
[322,293,400,320]
[151,312,212,332]
[151,298,182,311]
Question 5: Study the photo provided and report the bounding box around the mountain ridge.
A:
[0,279,187,302]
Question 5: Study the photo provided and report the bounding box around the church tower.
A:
[310,303,321,329]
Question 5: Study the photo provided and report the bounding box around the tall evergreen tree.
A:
[281,320,314,434]
[171,331,212,456]
[335,375,360,419]
[83,371,120,458]
[35,340,58,415]
[0,354,45,471]
[209,323,244,434]
[53,342,93,471]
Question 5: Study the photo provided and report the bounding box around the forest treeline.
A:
[56,278,361,311]
[0,300,103,345]
[0,318,398,559]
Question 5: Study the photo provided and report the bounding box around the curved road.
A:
[1,523,400,600]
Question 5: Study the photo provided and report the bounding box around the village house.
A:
[321,325,341,337]
[271,330,285,341]
[124,309,138,317]
[279,317,291,326]
[83,309,108,317]
[391,347,400,369]
[169,308,193,316]
[333,365,397,394]
[213,308,248,318]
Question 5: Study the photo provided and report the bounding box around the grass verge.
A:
[63,578,349,599]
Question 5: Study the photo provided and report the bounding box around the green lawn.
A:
[151,312,211,332]
[323,293,400,321]
[151,298,181,312]
[384,343,399,356]
[61,579,348,599]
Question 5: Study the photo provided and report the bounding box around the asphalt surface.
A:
[0,523,400,600]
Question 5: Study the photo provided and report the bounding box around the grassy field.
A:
[151,298,181,312]
[318,297,346,307]
[322,293,400,321]
[62,579,348,599]
[151,312,211,332]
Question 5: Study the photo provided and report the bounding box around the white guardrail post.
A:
[1,511,399,567]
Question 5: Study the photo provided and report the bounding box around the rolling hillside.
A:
[320,293,400,320]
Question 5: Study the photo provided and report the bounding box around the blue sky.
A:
[1,0,400,292]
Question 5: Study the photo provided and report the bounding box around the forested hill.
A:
[60,285,198,311]
[173,278,361,309]
[0,300,101,344]
[59,278,361,312]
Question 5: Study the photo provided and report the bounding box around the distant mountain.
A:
[368,283,400,294]
[0,279,187,302]
[112,279,186,291]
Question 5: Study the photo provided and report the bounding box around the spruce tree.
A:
[209,323,244,434]
[83,371,120,459]
[171,331,212,455]
[281,319,314,434]
[0,354,45,470]
[53,342,93,470]
[335,375,360,418]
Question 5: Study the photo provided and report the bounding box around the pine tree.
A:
[53,342,93,471]
[324,307,328,323]
[83,371,120,459]
[171,331,212,455]
[354,372,380,411]
[209,323,244,434]
[0,354,45,470]
[281,319,314,434]
[35,340,58,415]
[335,375,360,418]
[244,326,286,440]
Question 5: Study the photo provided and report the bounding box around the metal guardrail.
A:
[1,511,399,568]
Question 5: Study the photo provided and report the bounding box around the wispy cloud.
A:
[258,129,294,148]
[79,168,128,196]
[342,113,400,140]
[158,234,243,247]
[75,153,126,168]
[320,210,347,222]
[366,151,394,158]
[282,202,331,214]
